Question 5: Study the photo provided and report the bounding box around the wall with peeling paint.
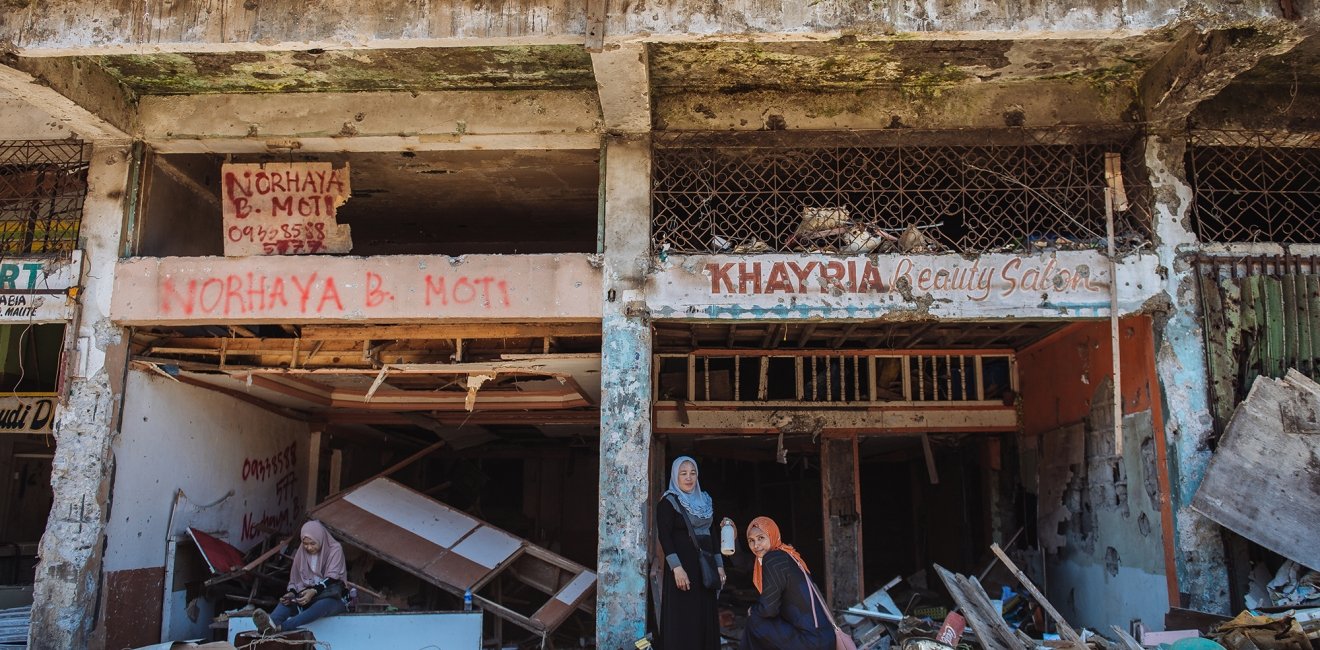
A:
[1020,320,1173,631]
[103,371,311,645]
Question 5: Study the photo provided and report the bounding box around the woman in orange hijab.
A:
[740,516,835,650]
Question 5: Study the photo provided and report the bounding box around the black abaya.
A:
[656,497,721,650]
[740,550,835,650]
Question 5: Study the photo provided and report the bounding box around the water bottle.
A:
[463,588,473,611]
[720,518,736,556]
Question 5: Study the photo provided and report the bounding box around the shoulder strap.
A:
[795,560,840,631]
[664,494,703,549]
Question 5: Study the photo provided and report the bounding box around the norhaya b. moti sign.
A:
[222,162,353,256]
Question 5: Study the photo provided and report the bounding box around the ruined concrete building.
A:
[0,0,1316,648]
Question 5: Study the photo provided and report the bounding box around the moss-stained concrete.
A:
[89,46,596,96]
[649,36,1167,94]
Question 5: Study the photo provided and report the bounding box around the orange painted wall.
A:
[1019,315,1159,437]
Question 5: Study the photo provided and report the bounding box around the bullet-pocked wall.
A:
[1018,316,1175,631]
[102,370,312,650]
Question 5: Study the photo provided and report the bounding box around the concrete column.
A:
[1145,133,1230,613]
[597,135,653,649]
[30,143,133,649]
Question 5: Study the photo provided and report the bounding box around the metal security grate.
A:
[0,140,92,256]
[1189,130,1320,244]
[652,130,1152,255]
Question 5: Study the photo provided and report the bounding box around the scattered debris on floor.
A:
[819,537,1320,650]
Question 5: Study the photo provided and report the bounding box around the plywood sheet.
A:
[343,478,478,548]
[1193,370,1320,570]
[312,478,596,636]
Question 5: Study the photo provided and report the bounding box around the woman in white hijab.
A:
[655,456,725,649]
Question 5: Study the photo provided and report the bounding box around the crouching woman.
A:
[741,516,835,650]
[253,521,349,634]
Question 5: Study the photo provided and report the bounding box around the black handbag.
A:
[665,495,721,590]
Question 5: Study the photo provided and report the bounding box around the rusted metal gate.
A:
[1197,255,1320,435]
[651,129,1152,256]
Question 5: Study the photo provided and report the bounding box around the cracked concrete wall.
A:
[1145,133,1230,613]
[597,136,652,649]
[1043,395,1170,631]
[1020,319,1175,630]
[29,143,132,650]
[5,0,1310,55]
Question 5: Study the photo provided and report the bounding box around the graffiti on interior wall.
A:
[157,271,511,317]
[240,442,299,543]
[222,162,354,256]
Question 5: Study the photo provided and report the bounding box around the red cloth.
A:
[747,516,810,593]
[187,527,246,574]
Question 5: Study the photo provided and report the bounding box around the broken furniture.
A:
[310,477,596,640]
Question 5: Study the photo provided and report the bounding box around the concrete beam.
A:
[655,80,1135,131]
[0,64,130,143]
[0,96,74,139]
[1139,22,1313,126]
[5,0,1311,56]
[591,43,651,133]
[137,89,603,153]
[8,55,140,137]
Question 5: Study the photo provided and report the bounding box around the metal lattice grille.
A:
[0,140,92,257]
[652,131,1152,255]
[1189,131,1320,244]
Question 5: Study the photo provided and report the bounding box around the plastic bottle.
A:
[720,517,736,556]
[463,588,473,611]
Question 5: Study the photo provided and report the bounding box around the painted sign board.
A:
[0,251,82,322]
[0,394,58,435]
[647,251,1160,320]
[221,162,353,256]
[111,253,603,324]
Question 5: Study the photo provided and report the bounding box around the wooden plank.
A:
[1111,625,1144,650]
[1284,272,1300,371]
[1265,276,1285,378]
[990,544,1084,649]
[1200,272,1235,429]
[1293,273,1314,375]
[1191,371,1320,570]
[1308,275,1320,376]
[821,435,862,609]
[933,565,1022,650]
